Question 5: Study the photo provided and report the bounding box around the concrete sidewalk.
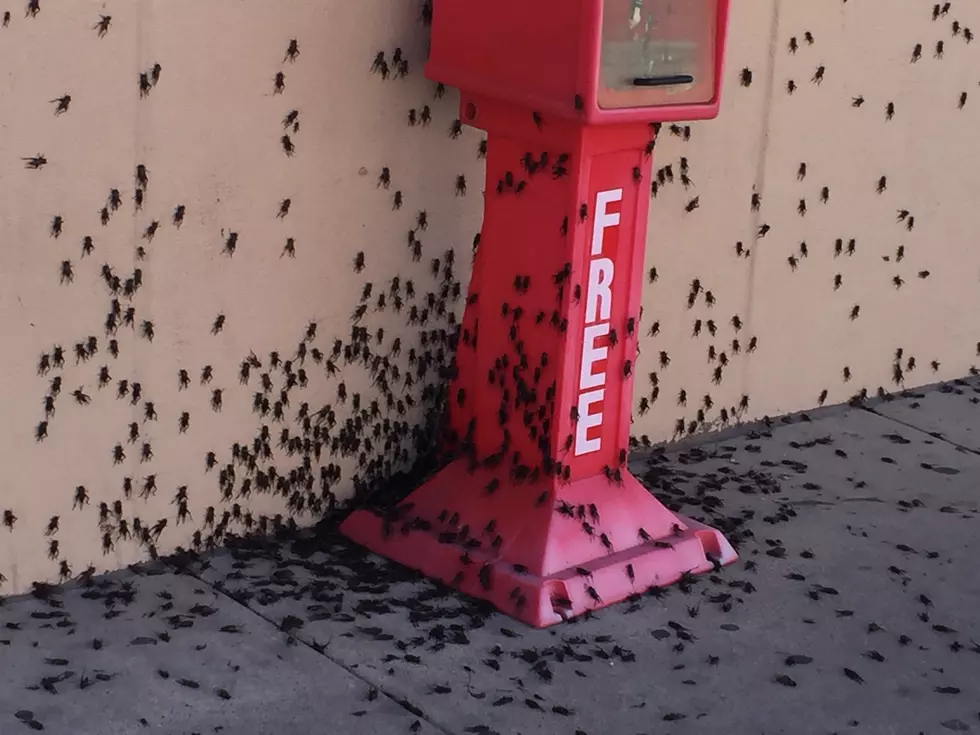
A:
[3,379,980,735]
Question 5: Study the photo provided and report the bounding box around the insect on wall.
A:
[1,0,979,595]
[0,0,483,593]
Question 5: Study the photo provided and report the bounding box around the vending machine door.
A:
[597,0,717,110]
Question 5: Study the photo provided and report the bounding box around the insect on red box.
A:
[342,0,736,628]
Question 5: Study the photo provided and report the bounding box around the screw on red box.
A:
[341,0,736,627]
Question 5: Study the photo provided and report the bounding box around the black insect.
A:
[142,401,156,421]
[50,215,63,238]
[93,14,111,36]
[283,110,299,132]
[134,164,149,191]
[223,231,238,256]
[812,66,825,84]
[60,260,74,284]
[685,196,700,213]
[73,486,89,509]
[212,314,226,335]
[139,72,152,98]
[284,39,299,63]
[143,221,159,241]
[455,175,467,196]
[22,153,47,169]
[478,564,492,590]
[740,68,752,87]
[50,94,71,115]
[281,134,295,156]
[843,668,864,684]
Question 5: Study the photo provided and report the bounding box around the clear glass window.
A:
[598,0,717,109]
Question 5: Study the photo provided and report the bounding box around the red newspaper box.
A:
[342,0,736,627]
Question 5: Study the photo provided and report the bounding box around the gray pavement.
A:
[3,379,980,735]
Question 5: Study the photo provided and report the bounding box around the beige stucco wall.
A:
[1,0,978,594]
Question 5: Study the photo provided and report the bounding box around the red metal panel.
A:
[341,2,736,627]
[425,0,730,125]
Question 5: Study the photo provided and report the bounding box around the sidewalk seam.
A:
[177,564,459,735]
[863,405,980,457]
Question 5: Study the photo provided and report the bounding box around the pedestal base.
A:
[340,459,737,627]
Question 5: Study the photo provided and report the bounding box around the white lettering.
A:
[573,188,622,458]
[585,258,614,324]
[574,389,605,456]
[579,323,609,390]
[591,189,622,256]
